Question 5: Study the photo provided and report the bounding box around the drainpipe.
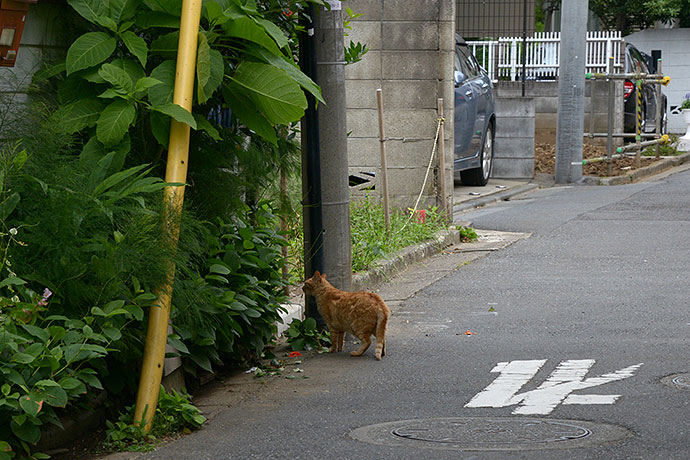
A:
[300,4,326,328]
[133,0,201,432]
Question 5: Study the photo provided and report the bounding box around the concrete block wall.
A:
[496,81,624,145]
[345,0,455,211]
[626,28,690,134]
[493,97,534,179]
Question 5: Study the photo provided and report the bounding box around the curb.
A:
[591,151,690,185]
[452,183,540,214]
[351,229,460,292]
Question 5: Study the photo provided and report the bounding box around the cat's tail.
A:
[375,310,388,360]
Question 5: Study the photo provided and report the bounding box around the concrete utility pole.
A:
[314,2,352,292]
[554,0,588,183]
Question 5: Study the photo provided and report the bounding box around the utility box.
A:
[0,0,36,67]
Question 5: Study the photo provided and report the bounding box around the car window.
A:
[457,46,480,78]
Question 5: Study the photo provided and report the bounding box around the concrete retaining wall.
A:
[493,97,535,179]
[345,0,456,211]
[496,80,624,145]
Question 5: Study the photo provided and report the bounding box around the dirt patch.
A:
[534,143,661,177]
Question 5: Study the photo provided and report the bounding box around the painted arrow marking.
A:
[465,359,643,415]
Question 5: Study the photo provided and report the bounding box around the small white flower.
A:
[10,296,19,303]
[9,228,17,235]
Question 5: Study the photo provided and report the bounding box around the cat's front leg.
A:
[329,330,343,352]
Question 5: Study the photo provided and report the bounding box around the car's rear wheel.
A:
[460,123,493,186]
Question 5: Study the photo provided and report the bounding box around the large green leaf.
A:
[143,0,182,16]
[246,45,324,104]
[11,419,40,444]
[223,82,277,144]
[120,30,148,67]
[97,99,137,146]
[135,11,180,29]
[229,62,307,125]
[150,103,197,128]
[98,63,133,93]
[80,135,130,172]
[66,32,117,75]
[253,17,288,49]
[109,0,138,24]
[148,60,175,106]
[223,16,281,56]
[52,97,105,133]
[149,110,170,147]
[41,385,68,408]
[193,114,221,140]
[110,57,146,86]
[66,0,108,25]
[19,393,42,417]
[196,36,224,104]
[150,31,179,60]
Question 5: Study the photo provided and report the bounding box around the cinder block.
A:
[439,20,455,51]
[494,137,535,158]
[496,117,535,136]
[347,0,383,21]
[534,96,558,114]
[349,21,382,51]
[346,80,382,109]
[348,137,381,167]
[382,51,440,79]
[347,108,380,138]
[492,158,534,179]
[383,0,440,21]
[381,80,439,109]
[386,166,435,198]
[384,108,440,139]
[495,97,535,117]
[345,50,381,80]
[383,22,438,50]
[385,138,437,168]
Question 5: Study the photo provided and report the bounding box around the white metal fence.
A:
[467,31,624,82]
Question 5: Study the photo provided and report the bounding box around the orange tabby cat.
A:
[303,271,390,360]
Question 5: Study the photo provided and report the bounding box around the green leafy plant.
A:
[458,226,478,242]
[285,317,331,351]
[170,202,290,375]
[104,386,205,452]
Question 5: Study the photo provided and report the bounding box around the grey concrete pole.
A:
[554,0,588,184]
[315,3,352,292]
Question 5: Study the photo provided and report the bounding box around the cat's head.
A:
[303,270,327,295]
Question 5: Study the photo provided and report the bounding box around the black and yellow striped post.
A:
[635,78,642,169]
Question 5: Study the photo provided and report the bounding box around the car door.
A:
[461,47,491,145]
[454,47,480,162]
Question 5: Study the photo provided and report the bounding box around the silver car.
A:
[454,35,496,186]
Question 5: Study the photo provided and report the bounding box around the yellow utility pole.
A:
[133,0,202,432]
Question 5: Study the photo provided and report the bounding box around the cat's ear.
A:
[322,273,327,279]
[314,270,320,277]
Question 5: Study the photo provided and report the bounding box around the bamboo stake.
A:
[376,89,390,231]
[134,0,202,433]
[437,98,447,217]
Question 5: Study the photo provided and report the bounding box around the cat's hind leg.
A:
[350,335,371,357]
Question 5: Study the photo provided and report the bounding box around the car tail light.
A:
[624,80,634,100]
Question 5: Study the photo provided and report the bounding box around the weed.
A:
[458,226,478,242]
[104,386,205,452]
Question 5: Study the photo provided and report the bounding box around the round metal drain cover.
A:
[662,373,690,390]
[349,417,631,451]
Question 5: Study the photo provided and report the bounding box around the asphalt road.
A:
[128,167,690,460]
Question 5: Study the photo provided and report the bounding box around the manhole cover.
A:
[349,417,632,451]
[662,373,690,390]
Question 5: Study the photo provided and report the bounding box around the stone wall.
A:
[345,0,455,211]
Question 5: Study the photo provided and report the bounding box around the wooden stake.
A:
[376,89,390,230]
[437,98,447,217]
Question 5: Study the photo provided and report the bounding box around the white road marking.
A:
[465,360,643,415]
